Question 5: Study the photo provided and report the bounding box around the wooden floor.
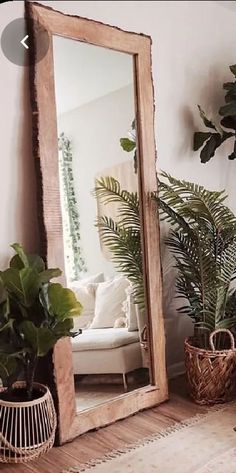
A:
[75,371,149,412]
[0,377,210,473]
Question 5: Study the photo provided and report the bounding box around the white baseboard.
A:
[167,361,185,379]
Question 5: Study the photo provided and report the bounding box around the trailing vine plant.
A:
[193,64,236,163]
[58,132,87,281]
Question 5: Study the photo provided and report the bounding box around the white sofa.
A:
[69,274,146,390]
[71,327,143,390]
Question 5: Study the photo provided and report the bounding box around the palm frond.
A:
[96,216,144,307]
[94,177,140,230]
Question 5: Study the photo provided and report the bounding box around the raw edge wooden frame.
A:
[26,1,168,445]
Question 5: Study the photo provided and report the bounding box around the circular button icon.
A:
[1,18,49,66]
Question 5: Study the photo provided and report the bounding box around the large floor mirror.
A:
[27,2,168,444]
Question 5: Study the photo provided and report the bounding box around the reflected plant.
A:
[94,177,144,307]
[58,132,87,281]
[120,120,137,173]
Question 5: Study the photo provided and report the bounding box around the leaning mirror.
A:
[27,2,168,444]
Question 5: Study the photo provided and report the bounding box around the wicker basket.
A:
[185,328,236,405]
[0,382,57,463]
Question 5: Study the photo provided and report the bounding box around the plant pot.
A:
[0,381,57,463]
[185,328,236,405]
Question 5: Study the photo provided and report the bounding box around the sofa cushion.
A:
[71,328,139,351]
[69,273,105,329]
[90,276,130,329]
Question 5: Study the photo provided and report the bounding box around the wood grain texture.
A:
[26,1,168,444]
[0,377,210,473]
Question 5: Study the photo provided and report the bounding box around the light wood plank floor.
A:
[0,377,210,473]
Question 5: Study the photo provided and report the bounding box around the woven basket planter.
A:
[185,328,236,405]
[0,381,57,463]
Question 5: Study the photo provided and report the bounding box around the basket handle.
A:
[209,328,235,351]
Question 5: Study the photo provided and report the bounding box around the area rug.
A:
[62,404,236,473]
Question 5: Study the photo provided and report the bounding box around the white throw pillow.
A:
[123,285,138,332]
[90,276,130,329]
[69,273,105,329]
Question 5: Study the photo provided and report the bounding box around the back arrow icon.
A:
[20,34,29,50]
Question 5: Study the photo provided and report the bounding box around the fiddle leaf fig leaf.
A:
[199,134,223,163]
[198,105,217,130]
[53,318,74,338]
[0,354,18,384]
[223,82,236,92]
[229,64,236,77]
[10,253,45,273]
[39,268,62,284]
[47,283,82,320]
[193,132,212,151]
[1,268,40,307]
[11,243,29,268]
[120,138,136,152]
[221,116,236,131]
[19,321,56,357]
[219,101,236,117]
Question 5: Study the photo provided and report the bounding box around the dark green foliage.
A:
[0,244,82,398]
[94,177,144,307]
[153,173,236,348]
[58,133,87,280]
[193,65,236,163]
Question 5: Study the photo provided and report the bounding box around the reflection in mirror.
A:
[53,36,150,412]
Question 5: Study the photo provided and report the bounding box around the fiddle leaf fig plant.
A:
[0,244,82,399]
[193,64,236,163]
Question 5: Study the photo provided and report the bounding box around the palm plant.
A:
[94,176,144,307]
[153,172,236,349]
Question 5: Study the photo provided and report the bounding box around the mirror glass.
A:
[53,36,150,412]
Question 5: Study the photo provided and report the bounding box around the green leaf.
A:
[200,134,223,163]
[219,101,236,117]
[1,268,40,307]
[221,116,236,130]
[47,283,82,320]
[10,253,45,273]
[11,243,29,268]
[193,132,212,151]
[0,354,18,384]
[198,105,217,130]
[53,318,74,338]
[39,268,62,284]
[0,319,13,332]
[229,64,236,77]
[19,321,56,357]
[223,82,236,92]
[120,138,136,152]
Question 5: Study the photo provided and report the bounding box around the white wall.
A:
[0,1,39,269]
[1,0,236,373]
[58,85,134,278]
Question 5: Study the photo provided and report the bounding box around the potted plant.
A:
[193,64,236,163]
[0,243,82,463]
[154,173,236,404]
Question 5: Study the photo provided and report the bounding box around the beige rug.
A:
[63,404,236,473]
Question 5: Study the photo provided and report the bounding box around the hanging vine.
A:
[58,132,87,281]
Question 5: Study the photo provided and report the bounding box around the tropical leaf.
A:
[197,105,217,130]
[47,283,82,320]
[0,268,40,308]
[19,321,56,357]
[39,268,62,283]
[120,137,136,152]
